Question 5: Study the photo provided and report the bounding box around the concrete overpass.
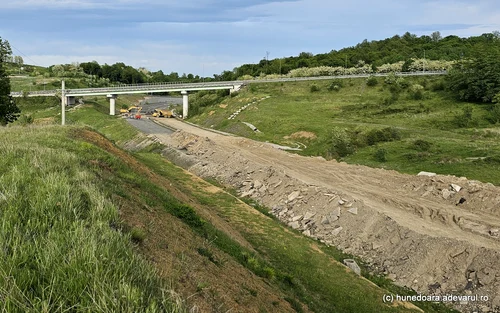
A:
[9,70,446,125]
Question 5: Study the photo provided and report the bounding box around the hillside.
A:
[188,75,500,186]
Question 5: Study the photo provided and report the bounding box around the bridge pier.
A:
[181,90,188,119]
[107,94,117,115]
[67,96,75,105]
[230,84,242,94]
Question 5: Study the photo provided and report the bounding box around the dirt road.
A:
[140,118,500,312]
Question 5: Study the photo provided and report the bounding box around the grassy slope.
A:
[4,95,459,312]
[0,126,182,312]
[189,77,500,185]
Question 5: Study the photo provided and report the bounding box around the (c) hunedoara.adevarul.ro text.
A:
[382,293,489,303]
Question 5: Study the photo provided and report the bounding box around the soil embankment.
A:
[140,118,500,312]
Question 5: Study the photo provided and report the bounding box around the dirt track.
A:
[140,118,500,312]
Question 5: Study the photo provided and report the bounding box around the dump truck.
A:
[152,109,173,118]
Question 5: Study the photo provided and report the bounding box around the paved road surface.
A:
[126,118,175,135]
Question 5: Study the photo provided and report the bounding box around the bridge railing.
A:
[10,71,447,97]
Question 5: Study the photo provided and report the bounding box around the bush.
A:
[404,152,431,161]
[310,84,320,92]
[431,80,445,91]
[396,77,410,89]
[374,148,387,162]
[453,106,474,128]
[328,84,341,92]
[486,103,500,124]
[365,127,401,146]
[130,227,146,243]
[329,127,355,158]
[412,139,432,151]
[409,84,425,100]
[17,114,34,126]
[329,79,344,88]
[366,76,378,86]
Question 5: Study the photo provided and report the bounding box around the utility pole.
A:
[423,50,426,72]
[279,58,282,77]
[266,51,270,74]
[345,55,348,75]
[61,80,65,126]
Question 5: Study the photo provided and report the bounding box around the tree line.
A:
[223,31,500,80]
[77,61,214,84]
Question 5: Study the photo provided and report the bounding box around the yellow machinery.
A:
[121,106,142,119]
[120,105,140,114]
[152,109,173,118]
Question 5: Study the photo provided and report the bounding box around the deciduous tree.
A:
[0,37,20,126]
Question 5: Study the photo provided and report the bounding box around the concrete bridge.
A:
[10,70,446,125]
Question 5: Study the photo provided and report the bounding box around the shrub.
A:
[374,148,387,162]
[310,84,320,92]
[130,227,146,243]
[365,127,401,146]
[329,79,344,88]
[486,103,500,124]
[328,84,341,92]
[409,84,425,100]
[396,77,409,89]
[384,73,397,85]
[329,127,355,157]
[17,114,34,126]
[366,76,378,86]
[431,80,445,91]
[404,152,431,161]
[412,139,432,151]
[453,106,474,128]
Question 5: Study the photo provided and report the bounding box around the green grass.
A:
[0,126,183,312]
[189,76,500,185]
[66,97,140,143]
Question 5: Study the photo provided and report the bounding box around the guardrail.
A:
[10,71,447,97]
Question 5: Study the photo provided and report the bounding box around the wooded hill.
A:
[223,31,500,80]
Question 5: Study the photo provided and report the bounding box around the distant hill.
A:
[218,31,500,80]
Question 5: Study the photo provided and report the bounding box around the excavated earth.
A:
[139,118,500,313]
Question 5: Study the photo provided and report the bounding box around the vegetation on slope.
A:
[189,75,500,185]
[0,126,182,312]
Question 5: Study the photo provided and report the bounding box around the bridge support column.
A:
[181,90,188,119]
[107,94,117,116]
[67,96,75,105]
[230,84,242,94]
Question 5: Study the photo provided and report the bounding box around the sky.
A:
[1,0,499,76]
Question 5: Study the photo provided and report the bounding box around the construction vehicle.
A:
[120,105,139,114]
[129,106,143,119]
[152,109,174,118]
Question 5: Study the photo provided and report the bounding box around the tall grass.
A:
[0,126,183,312]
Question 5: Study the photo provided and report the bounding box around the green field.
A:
[189,76,500,185]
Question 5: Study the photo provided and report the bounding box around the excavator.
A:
[152,109,174,118]
[129,106,143,119]
[120,106,138,114]
[120,106,143,119]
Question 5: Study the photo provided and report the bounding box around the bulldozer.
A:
[152,109,173,118]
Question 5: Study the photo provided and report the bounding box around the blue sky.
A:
[1,0,499,76]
